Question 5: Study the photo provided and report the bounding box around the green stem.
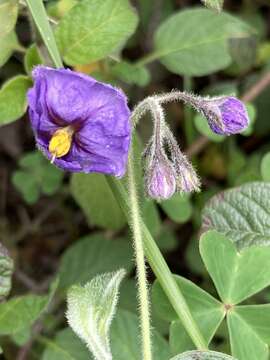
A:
[25,0,63,68]
[127,143,152,360]
[136,51,161,67]
[107,176,208,350]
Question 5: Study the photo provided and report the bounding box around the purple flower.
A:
[145,152,176,200]
[28,66,131,177]
[199,96,249,135]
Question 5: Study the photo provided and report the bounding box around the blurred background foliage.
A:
[1,0,270,359]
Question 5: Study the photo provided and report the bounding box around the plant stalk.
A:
[107,176,207,350]
[127,142,153,360]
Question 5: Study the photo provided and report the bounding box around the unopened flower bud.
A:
[199,96,249,135]
[145,153,176,200]
[176,157,200,193]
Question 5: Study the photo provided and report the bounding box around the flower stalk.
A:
[127,141,153,360]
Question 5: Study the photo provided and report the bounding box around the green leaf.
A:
[0,0,18,38]
[24,44,43,75]
[241,103,257,136]
[0,243,13,299]
[0,280,57,335]
[25,0,63,68]
[0,76,32,126]
[0,30,19,67]
[235,305,270,344]
[156,227,178,252]
[227,311,269,360]
[71,173,126,230]
[152,275,224,353]
[12,151,64,204]
[202,182,270,249]
[67,270,125,360]
[42,328,91,360]
[111,61,150,86]
[261,153,270,181]
[154,8,253,76]
[55,0,138,65]
[142,200,161,237]
[111,309,171,360]
[170,350,236,360]
[160,193,192,223]
[201,0,224,12]
[200,230,270,304]
[59,233,132,289]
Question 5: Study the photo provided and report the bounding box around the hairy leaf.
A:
[66,270,125,360]
[170,350,236,359]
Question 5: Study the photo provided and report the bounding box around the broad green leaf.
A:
[152,275,224,353]
[200,230,270,304]
[201,0,224,12]
[71,173,126,230]
[24,44,43,75]
[42,328,90,360]
[0,76,32,126]
[156,227,178,252]
[160,193,192,223]
[235,305,270,344]
[111,61,150,86]
[47,0,78,19]
[12,151,64,204]
[154,8,253,76]
[59,234,132,289]
[227,311,269,360]
[0,243,13,299]
[261,153,270,181]
[170,350,236,360]
[67,270,125,360]
[0,31,19,67]
[55,0,138,65]
[0,278,58,335]
[111,309,171,360]
[202,182,270,249]
[0,0,18,38]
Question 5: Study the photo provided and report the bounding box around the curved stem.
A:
[127,142,152,360]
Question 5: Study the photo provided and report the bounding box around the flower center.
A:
[49,126,74,163]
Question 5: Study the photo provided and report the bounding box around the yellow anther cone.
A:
[49,126,74,161]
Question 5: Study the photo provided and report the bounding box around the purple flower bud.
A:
[176,157,200,193]
[27,66,131,177]
[200,96,249,135]
[145,153,176,200]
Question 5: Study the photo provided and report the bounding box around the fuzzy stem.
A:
[127,142,152,360]
[107,176,208,350]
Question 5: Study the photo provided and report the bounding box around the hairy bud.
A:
[145,151,176,200]
[199,96,249,135]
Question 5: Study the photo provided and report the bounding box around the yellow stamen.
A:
[49,126,74,161]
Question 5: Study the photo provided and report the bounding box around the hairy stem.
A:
[107,176,208,350]
[127,142,152,360]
